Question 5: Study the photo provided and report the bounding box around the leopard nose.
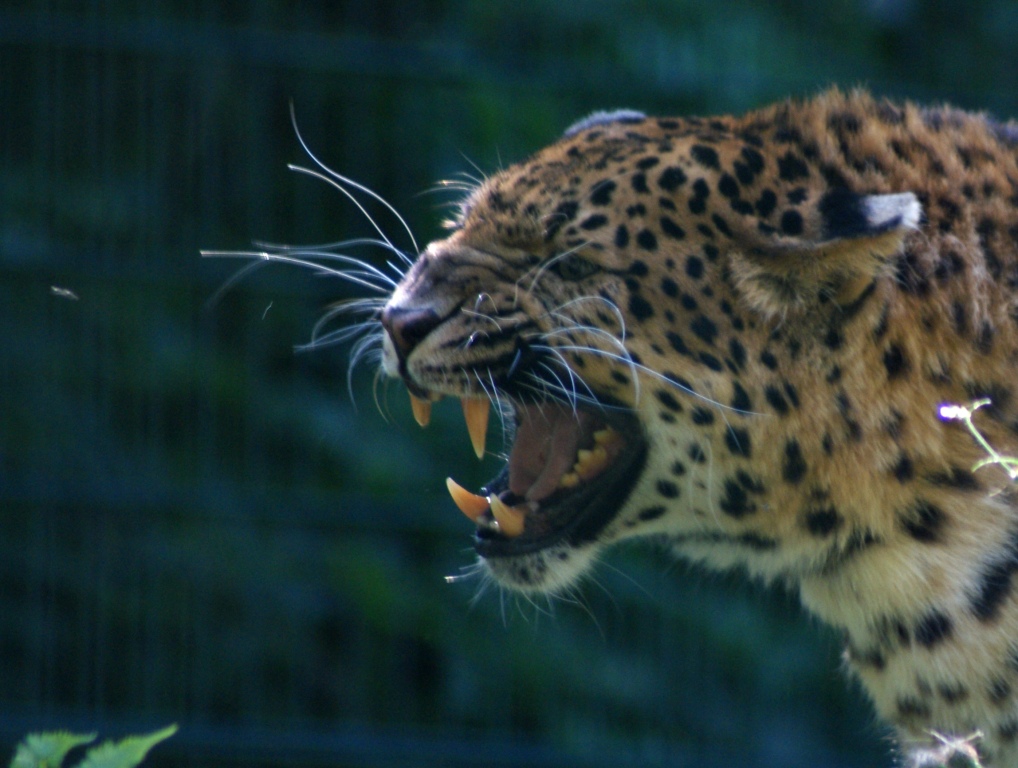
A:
[380,305,442,361]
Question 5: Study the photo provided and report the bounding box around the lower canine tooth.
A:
[410,394,432,427]
[488,494,526,538]
[446,477,489,521]
[461,398,490,460]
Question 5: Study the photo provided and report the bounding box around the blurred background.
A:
[3,1,1018,766]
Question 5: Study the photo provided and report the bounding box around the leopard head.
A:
[378,106,919,593]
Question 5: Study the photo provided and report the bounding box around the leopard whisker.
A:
[289,104,419,259]
[546,295,628,340]
[201,248,399,295]
[461,308,504,333]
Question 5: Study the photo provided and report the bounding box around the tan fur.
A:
[379,90,1018,764]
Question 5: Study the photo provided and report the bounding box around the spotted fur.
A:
[377,89,1018,765]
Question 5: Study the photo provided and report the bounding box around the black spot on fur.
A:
[661,277,679,297]
[978,321,996,354]
[667,332,691,357]
[892,454,914,482]
[688,444,707,463]
[637,229,658,251]
[685,256,704,279]
[914,610,952,648]
[848,642,886,671]
[787,187,808,204]
[698,352,723,371]
[938,684,969,705]
[804,506,843,536]
[883,344,909,378]
[655,390,682,412]
[690,315,719,345]
[725,428,752,458]
[740,145,764,172]
[711,213,733,238]
[690,407,715,425]
[545,201,580,240]
[896,697,931,721]
[614,224,630,249]
[780,209,804,236]
[590,180,616,206]
[971,529,1018,622]
[660,216,686,240]
[656,480,679,499]
[927,467,980,490]
[638,506,667,521]
[730,382,752,411]
[736,470,766,493]
[580,213,609,230]
[900,499,946,543]
[951,300,968,335]
[778,151,810,181]
[719,479,756,518]
[783,440,808,483]
[691,144,720,169]
[755,189,777,218]
[629,295,654,321]
[1000,720,1018,742]
[760,351,778,370]
[990,678,1013,706]
[629,260,649,277]
[718,173,739,199]
[658,166,687,191]
[765,385,789,414]
[729,339,747,371]
[823,326,843,350]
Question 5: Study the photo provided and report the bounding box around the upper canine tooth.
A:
[446,477,489,521]
[488,494,526,538]
[410,394,432,427]
[461,398,490,459]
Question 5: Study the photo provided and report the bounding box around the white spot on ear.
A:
[563,109,647,138]
[863,192,922,232]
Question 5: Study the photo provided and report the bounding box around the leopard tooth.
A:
[410,393,432,427]
[488,494,526,538]
[461,398,490,459]
[446,477,489,521]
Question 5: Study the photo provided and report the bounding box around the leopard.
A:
[340,89,1018,765]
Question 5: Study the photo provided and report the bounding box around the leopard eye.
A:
[549,253,599,281]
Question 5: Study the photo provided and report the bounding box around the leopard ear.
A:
[727,189,921,318]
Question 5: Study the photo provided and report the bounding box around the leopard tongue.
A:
[509,403,595,502]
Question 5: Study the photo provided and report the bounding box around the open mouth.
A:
[409,393,647,558]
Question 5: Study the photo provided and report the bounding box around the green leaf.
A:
[10,732,97,768]
[74,726,177,768]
